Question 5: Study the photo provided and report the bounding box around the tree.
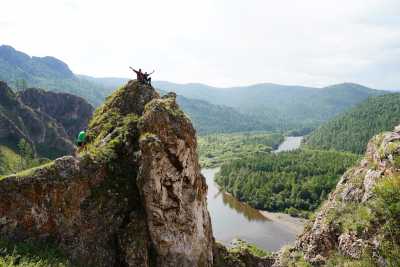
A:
[18,139,34,170]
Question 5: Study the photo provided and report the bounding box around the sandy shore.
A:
[260,210,306,234]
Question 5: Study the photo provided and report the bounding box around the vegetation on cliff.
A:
[306,93,400,154]
[283,175,400,267]
[281,126,400,266]
[0,145,20,175]
[213,240,274,267]
[0,81,216,267]
[198,132,284,167]
[215,149,359,217]
[0,239,72,267]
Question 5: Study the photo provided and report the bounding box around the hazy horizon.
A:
[1,0,399,90]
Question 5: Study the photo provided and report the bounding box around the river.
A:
[204,136,304,251]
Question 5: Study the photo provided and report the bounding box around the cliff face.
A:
[275,125,400,266]
[0,81,74,158]
[18,88,93,140]
[0,81,214,267]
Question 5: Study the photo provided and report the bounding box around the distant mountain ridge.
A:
[0,45,108,106]
[0,44,389,133]
[152,81,386,131]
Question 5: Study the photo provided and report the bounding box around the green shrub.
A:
[0,239,72,267]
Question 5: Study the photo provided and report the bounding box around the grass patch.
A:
[0,238,72,267]
[325,251,376,267]
[0,145,20,176]
[229,239,272,258]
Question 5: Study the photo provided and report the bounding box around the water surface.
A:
[204,136,305,251]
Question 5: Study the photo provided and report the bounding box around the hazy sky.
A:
[1,0,399,89]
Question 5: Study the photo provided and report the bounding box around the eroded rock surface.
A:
[0,81,213,267]
[18,88,94,141]
[279,125,400,266]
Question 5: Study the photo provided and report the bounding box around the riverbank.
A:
[214,177,306,235]
[260,211,305,234]
[203,136,307,251]
[205,168,306,251]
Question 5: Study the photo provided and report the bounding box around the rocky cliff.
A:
[17,88,93,141]
[0,81,94,161]
[275,126,400,266]
[0,81,75,159]
[0,81,214,266]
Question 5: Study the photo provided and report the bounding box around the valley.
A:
[205,136,306,251]
[0,44,399,266]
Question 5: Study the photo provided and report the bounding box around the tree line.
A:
[215,149,359,217]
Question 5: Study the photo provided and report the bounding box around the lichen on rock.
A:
[0,81,214,267]
[278,125,400,266]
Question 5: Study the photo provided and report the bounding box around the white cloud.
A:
[1,0,399,89]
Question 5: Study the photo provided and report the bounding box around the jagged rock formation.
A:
[17,88,93,140]
[0,81,214,266]
[0,81,75,159]
[274,125,400,266]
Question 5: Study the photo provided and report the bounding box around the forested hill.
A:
[215,149,359,217]
[305,93,400,154]
[153,81,386,131]
[176,95,271,134]
[0,45,109,106]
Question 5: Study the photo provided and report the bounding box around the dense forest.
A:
[198,132,284,167]
[306,93,400,154]
[215,149,359,217]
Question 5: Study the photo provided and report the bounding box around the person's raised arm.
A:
[149,70,155,75]
[129,66,138,73]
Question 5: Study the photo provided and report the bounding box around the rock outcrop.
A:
[275,125,400,266]
[0,81,214,266]
[213,241,274,267]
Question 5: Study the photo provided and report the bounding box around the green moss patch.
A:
[228,239,272,258]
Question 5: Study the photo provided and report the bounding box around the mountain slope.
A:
[0,81,74,159]
[175,94,272,134]
[0,81,93,163]
[0,45,109,106]
[18,88,93,140]
[154,81,386,131]
[306,93,400,154]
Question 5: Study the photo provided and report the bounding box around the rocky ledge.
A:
[274,125,400,266]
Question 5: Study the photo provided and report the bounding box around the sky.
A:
[1,0,400,89]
